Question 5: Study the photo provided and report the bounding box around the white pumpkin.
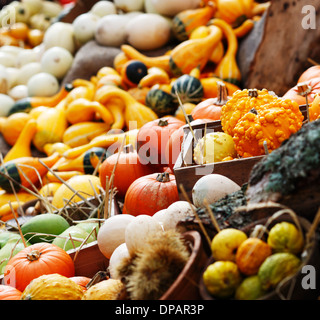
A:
[90,1,117,17]
[125,215,163,256]
[0,65,8,94]
[43,22,75,54]
[108,243,130,279]
[27,72,59,97]
[150,0,201,16]
[0,94,15,117]
[114,0,144,12]
[15,49,38,68]
[73,13,100,45]
[40,46,73,80]
[8,84,28,100]
[0,52,16,68]
[192,174,241,208]
[152,209,167,227]
[162,201,196,231]
[6,67,20,89]
[126,13,172,51]
[16,62,42,86]
[97,214,135,259]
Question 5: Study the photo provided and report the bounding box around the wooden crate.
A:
[173,105,308,200]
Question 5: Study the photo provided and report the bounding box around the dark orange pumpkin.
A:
[0,285,22,300]
[99,144,154,198]
[137,116,185,168]
[122,172,179,216]
[3,242,75,292]
[282,77,320,105]
[69,276,91,291]
[298,65,320,83]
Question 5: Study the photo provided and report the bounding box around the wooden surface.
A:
[238,0,320,96]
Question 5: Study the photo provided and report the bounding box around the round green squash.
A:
[20,213,70,244]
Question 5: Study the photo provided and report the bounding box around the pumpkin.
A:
[99,144,154,198]
[220,88,278,137]
[123,172,179,216]
[298,65,320,83]
[69,276,91,291]
[233,99,304,157]
[137,117,185,168]
[171,73,204,105]
[0,285,22,300]
[82,278,124,300]
[282,77,320,105]
[3,243,75,292]
[309,93,320,122]
[191,81,229,120]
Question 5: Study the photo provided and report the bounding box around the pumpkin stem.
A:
[158,119,169,127]
[216,81,229,106]
[156,172,170,182]
[248,89,258,98]
[27,250,41,261]
[123,144,134,153]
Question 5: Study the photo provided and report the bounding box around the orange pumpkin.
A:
[298,65,320,83]
[0,285,22,300]
[137,116,185,168]
[99,144,154,198]
[69,276,91,291]
[3,243,75,292]
[309,93,320,121]
[123,172,179,216]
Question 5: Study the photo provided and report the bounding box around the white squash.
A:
[73,13,100,45]
[16,62,42,86]
[109,243,130,279]
[0,52,16,68]
[192,174,241,208]
[43,22,75,54]
[8,84,28,101]
[27,72,59,97]
[41,0,63,18]
[97,214,135,259]
[126,13,172,51]
[40,46,73,80]
[162,201,196,231]
[114,0,144,12]
[90,1,117,17]
[21,0,44,16]
[152,209,167,227]
[0,94,15,117]
[0,45,24,57]
[6,67,20,89]
[150,0,201,16]
[15,49,38,68]
[144,0,158,13]
[0,65,8,94]
[125,215,163,256]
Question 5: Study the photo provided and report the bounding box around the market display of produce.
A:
[0,0,319,302]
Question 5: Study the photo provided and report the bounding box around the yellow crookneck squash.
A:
[233,99,304,158]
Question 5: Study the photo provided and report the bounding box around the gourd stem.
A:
[123,144,134,153]
[248,89,258,98]
[156,172,170,182]
[27,250,41,261]
[216,82,229,105]
[158,119,169,127]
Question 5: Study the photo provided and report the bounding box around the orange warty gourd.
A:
[3,242,75,292]
[123,172,179,216]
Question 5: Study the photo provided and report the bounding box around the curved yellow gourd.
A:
[43,142,71,156]
[62,121,111,148]
[0,188,37,207]
[32,99,68,153]
[233,19,254,38]
[65,79,96,105]
[210,18,242,87]
[3,118,37,163]
[94,85,158,129]
[44,170,83,184]
[138,67,170,88]
[65,98,114,125]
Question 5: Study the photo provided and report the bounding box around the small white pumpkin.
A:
[150,0,201,16]
[16,62,42,86]
[73,12,100,45]
[114,0,144,12]
[0,52,16,68]
[109,243,130,279]
[152,209,167,227]
[192,174,241,208]
[43,22,75,54]
[97,214,135,259]
[125,215,163,256]
[0,65,8,94]
[40,46,73,80]
[125,13,172,51]
[15,49,38,68]
[90,1,117,17]
[8,84,28,100]
[27,72,59,97]
[6,67,20,89]
[162,201,196,231]
[0,94,15,117]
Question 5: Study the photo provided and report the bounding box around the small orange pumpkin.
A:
[298,65,320,83]
[0,285,22,300]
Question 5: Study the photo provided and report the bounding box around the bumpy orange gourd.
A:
[220,88,278,137]
[233,99,304,157]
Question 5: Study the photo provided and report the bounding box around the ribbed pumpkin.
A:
[298,65,320,83]
[221,88,278,137]
[3,243,75,292]
[309,93,320,121]
[99,144,154,198]
[0,285,22,300]
[233,99,304,157]
[137,117,185,168]
[123,172,179,216]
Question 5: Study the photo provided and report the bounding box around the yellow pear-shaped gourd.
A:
[3,118,37,162]
[211,18,242,87]
[43,142,71,156]
[94,85,158,129]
